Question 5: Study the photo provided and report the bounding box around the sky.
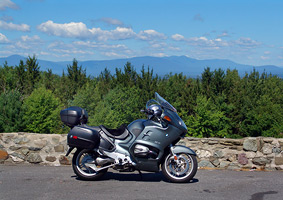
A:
[0,0,282,66]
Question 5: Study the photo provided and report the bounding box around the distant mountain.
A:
[1,55,283,78]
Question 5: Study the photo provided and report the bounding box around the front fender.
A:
[171,145,196,156]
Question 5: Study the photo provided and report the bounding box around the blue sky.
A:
[0,0,282,66]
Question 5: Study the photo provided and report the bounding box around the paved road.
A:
[0,165,282,200]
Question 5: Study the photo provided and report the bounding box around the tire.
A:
[72,149,108,181]
[161,153,197,183]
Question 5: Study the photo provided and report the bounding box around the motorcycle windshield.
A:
[155,92,177,113]
[154,92,187,132]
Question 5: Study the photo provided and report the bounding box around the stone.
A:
[262,143,273,155]
[201,139,209,144]
[59,155,71,165]
[255,151,264,157]
[257,138,264,151]
[54,144,64,152]
[51,136,61,144]
[14,137,29,145]
[221,139,242,146]
[0,149,9,161]
[197,150,212,158]
[245,151,256,159]
[275,157,283,165]
[219,139,233,146]
[243,138,257,152]
[209,158,220,167]
[21,148,29,156]
[252,157,271,166]
[29,147,42,151]
[219,161,230,168]
[238,153,248,165]
[263,138,273,143]
[27,153,42,163]
[227,154,237,162]
[46,156,56,162]
[208,140,218,145]
[272,147,281,154]
[34,139,47,148]
[227,163,240,170]
[11,152,25,160]
[275,165,283,170]
[9,146,21,151]
[278,140,283,147]
[198,160,215,168]
[0,144,4,148]
[10,155,24,163]
[213,150,224,158]
[177,140,186,146]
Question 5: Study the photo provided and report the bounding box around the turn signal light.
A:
[164,116,172,122]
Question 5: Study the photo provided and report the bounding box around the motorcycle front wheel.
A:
[161,153,197,183]
[72,149,107,181]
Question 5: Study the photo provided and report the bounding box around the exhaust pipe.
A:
[96,157,114,165]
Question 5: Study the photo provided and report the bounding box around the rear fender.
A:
[171,145,196,156]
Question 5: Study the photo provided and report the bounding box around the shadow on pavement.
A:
[74,171,199,184]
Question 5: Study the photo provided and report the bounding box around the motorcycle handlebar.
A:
[140,109,154,115]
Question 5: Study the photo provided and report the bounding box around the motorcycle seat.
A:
[99,124,129,140]
[81,124,101,133]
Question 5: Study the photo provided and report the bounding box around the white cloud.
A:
[0,15,14,22]
[260,56,270,60]
[99,17,124,27]
[38,21,90,38]
[151,53,168,57]
[109,27,136,40]
[0,33,9,43]
[47,40,133,59]
[5,35,43,54]
[0,20,30,32]
[21,35,41,42]
[38,20,136,41]
[174,35,228,48]
[172,34,185,41]
[38,20,166,42]
[217,31,230,38]
[137,30,167,41]
[0,0,19,11]
[234,37,261,48]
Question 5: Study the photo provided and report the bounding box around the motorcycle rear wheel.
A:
[72,149,108,181]
[161,153,197,183]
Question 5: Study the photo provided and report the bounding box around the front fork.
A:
[169,144,181,165]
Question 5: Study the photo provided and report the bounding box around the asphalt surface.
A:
[0,165,282,200]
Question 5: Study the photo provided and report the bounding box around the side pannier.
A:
[67,126,100,149]
[60,106,88,128]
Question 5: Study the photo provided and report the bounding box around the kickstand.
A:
[138,170,143,180]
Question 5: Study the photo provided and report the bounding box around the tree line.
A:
[0,55,282,138]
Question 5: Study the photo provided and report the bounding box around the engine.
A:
[133,144,159,159]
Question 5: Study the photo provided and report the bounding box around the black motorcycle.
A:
[60,92,197,183]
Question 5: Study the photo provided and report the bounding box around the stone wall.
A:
[180,137,283,171]
[0,133,71,166]
[0,133,282,171]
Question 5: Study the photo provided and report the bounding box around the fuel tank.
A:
[127,119,146,137]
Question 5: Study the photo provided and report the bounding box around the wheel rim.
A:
[75,151,98,177]
[164,153,194,180]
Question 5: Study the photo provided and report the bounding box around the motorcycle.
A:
[60,92,197,183]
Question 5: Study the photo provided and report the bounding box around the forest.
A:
[0,55,282,138]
